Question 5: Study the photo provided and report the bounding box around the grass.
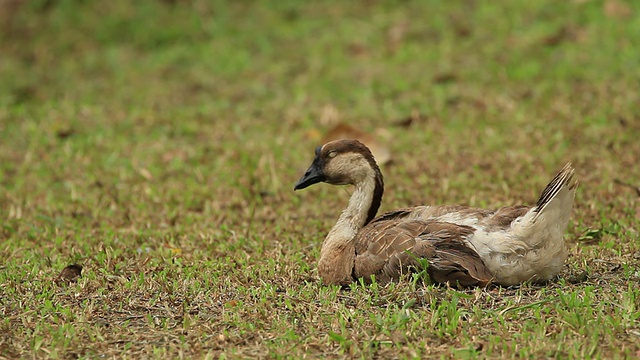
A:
[1,0,639,358]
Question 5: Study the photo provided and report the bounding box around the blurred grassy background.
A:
[1,0,639,358]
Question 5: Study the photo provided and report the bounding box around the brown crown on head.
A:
[320,139,378,167]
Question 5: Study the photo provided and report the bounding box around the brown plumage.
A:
[294,139,577,287]
[354,217,492,286]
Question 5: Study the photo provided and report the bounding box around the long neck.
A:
[317,167,384,285]
[337,171,384,231]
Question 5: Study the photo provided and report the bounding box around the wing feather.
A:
[353,220,493,286]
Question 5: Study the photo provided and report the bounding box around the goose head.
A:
[294,139,382,190]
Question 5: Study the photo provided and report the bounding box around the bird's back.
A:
[352,163,576,286]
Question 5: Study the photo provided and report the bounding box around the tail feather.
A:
[483,163,577,285]
[511,162,577,241]
[533,162,577,220]
[466,163,578,285]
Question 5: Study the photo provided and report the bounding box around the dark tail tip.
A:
[535,162,576,212]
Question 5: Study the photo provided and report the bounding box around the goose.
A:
[294,139,577,287]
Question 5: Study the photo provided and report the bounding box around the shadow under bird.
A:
[294,139,577,287]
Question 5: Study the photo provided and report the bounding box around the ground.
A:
[1,0,639,358]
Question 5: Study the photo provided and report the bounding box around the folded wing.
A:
[353,217,493,286]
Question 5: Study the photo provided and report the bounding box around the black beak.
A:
[294,160,326,190]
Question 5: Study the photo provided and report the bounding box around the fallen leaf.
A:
[542,26,571,47]
[433,72,458,84]
[56,264,83,284]
[604,0,632,19]
[321,123,392,165]
[618,117,628,127]
[137,168,154,181]
[393,112,427,128]
[346,43,369,57]
[55,128,75,139]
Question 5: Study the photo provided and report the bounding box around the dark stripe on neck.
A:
[365,165,384,225]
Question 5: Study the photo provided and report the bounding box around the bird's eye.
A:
[327,150,337,158]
